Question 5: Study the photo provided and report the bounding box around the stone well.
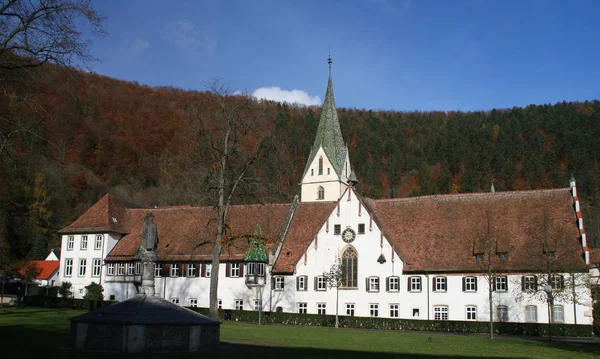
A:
[70,295,220,353]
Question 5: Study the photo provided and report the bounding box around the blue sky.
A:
[86,0,600,111]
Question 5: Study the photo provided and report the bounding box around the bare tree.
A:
[474,208,507,339]
[324,258,346,328]
[183,80,270,319]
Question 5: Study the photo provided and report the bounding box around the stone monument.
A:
[139,212,158,296]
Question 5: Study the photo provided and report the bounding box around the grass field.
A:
[0,308,598,358]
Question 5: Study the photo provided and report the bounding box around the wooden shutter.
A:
[162,263,169,277]
[473,278,477,291]
[407,277,411,291]
[296,277,300,291]
[239,263,244,277]
[521,276,526,291]
[462,277,466,292]
[560,275,564,289]
[533,275,538,289]
[492,277,497,291]
[225,263,231,277]
[201,263,206,277]
[365,277,370,292]
[505,277,508,291]
[281,278,285,290]
[314,277,318,290]
[386,277,390,292]
[195,263,200,277]
[272,277,276,289]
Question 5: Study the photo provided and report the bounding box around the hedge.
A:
[23,295,117,310]
[187,307,595,337]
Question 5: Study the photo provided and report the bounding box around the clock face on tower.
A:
[342,228,356,243]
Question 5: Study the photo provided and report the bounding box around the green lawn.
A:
[0,307,598,358]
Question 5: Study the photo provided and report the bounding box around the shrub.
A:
[83,282,104,301]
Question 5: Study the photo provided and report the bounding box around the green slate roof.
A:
[244,224,268,262]
[302,76,347,179]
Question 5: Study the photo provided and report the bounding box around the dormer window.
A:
[318,157,323,175]
[317,186,324,200]
[327,168,330,175]
[545,251,556,259]
[475,253,484,261]
[498,252,508,261]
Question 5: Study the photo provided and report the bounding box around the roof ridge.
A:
[369,187,569,203]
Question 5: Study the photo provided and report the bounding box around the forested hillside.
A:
[1,64,599,263]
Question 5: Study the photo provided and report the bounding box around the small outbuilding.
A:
[70,295,220,353]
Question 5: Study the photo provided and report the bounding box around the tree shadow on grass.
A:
[514,337,600,358]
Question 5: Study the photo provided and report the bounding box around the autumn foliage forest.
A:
[1,63,599,263]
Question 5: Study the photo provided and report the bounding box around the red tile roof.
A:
[105,202,292,262]
[272,201,338,273]
[363,188,587,273]
[19,260,60,280]
[59,194,141,234]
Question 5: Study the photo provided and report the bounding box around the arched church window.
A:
[342,246,358,288]
[317,186,325,200]
[318,157,323,175]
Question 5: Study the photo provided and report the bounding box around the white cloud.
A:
[161,20,216,54]
[119,38,151,57]
[252,87,321,106]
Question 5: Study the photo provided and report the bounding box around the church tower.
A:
[300,58,354,202]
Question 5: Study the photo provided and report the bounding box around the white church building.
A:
[58,63,594,325]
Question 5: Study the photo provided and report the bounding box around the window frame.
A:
[254,300,262,311]
[434,305,448,321]
[170,263,180,277]
[552,305,564,323]
[235,299,243,311]
[274,276,285,291]
[171,297,179,305]
[315,276,327,291]
[67,236,74,250]
[230,263,240,277]
[154,263,161,277]
[463,276,477,292]
[369,303,379,317]
[550,274,564,290]
[296,275,308,291]
[409,276,422,292]
[367,276,380,292]
[78,258,87,277]
[333,224,341,235]
[433,276,447,292]
[525,305,537,323]
[346,303,355,316]
[80,235,88,250]
[386,276,400,292]
[135,262,141,275]
[187,263,196,277]
[92,258,101,277]
[298,302,307,314]
[358,223,365,234]
[317,186,324,200]
[127,263,135,276]
[522,275,537,292]
[205,263,212,277]
[116,262,125,276]
[389,303,399,318]
[317,303,326,315]
[189,298,198,307]
[107,262,115,276]
[341,246,358,288]
[497,305,508,322]
[64,258,73,277]
[466,305,477,321]
[94,234,103,250]
[493,276,508,292]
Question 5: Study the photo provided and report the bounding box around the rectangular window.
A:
[95,234,103,250]
[246,262,264,276]
[296,275,307,291]
[187,263,196,277]
[189,298,198,307]
[552,305,564,323]
[67,236,74,250]
[497,305,508,322]
[78,259,87,277]
[274,276,285,291]
[412,308,420,318]
[230,263,240,277]
[466,306,477,320]
[254,300,262,311]
[107,262,115,276]
[525,305,537,322]
[154,263,161,277]
[334,224,341,235]
[315,276,327,291]
[235,299,243,311]
[205,263,212,277]
[171,297,179,305]
[463,277,477,292]
[367,276,380,292]
[387,276,400,292]
[494,276,508,292]
[434,276,447,292]
[389,304,399,318]
[170,263,179,277]
[117,263,125,275]
[92,258,101,277]
[550,274,564,290]
[434,306,448,320]
[369,303,379,317]
[64,258,73,277]
[135,262,141,275]
[127,263,135,275]
[317,303,326,315]
[522,275,537,291]
[346,303,355,316]
[298,302,307,314]
[410,276,422,292]
[358,223,365,234]
[81,235,88,250]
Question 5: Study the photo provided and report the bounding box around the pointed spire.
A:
[302,57,347,179]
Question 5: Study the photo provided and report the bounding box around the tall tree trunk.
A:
[335,287,339,328]
[489,282,494,339]
[209,126,230,320]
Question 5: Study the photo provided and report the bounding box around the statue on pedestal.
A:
[139,212,158,296]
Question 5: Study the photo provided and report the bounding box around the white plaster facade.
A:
[300,146,352,202]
